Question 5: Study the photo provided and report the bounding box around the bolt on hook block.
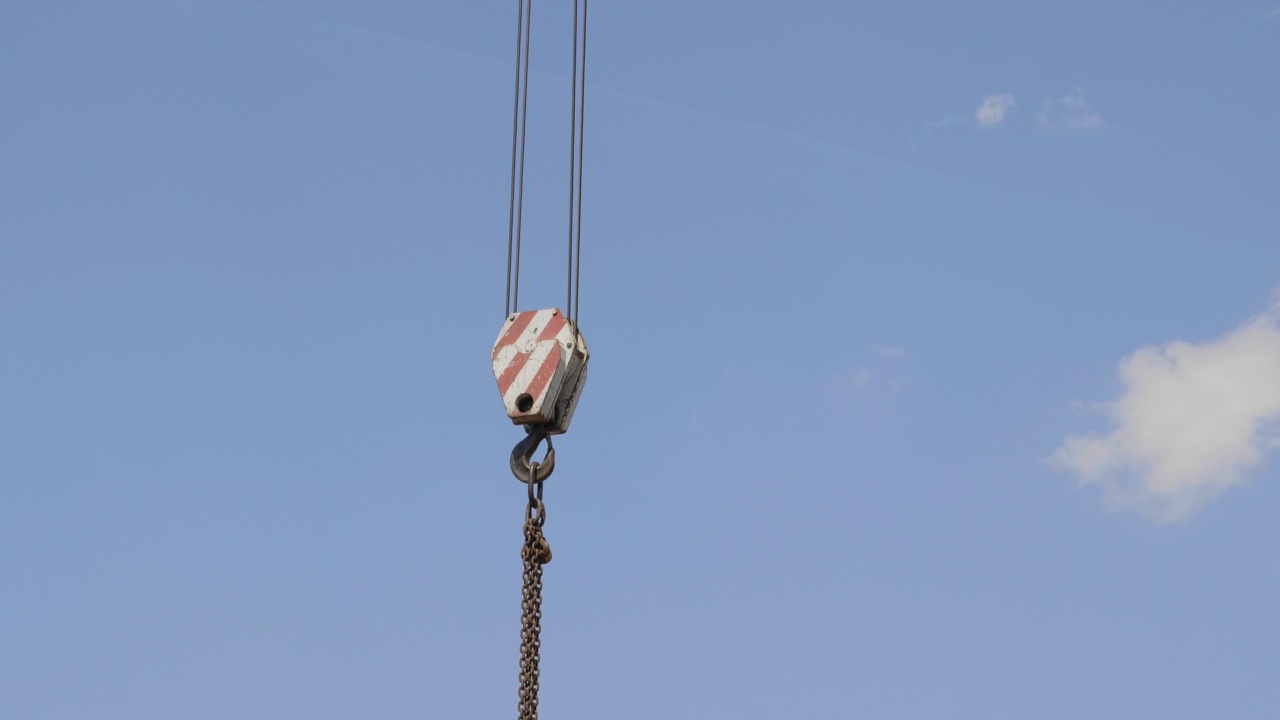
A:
[492,308,589,435]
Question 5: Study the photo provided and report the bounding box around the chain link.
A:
[518,463,552,719]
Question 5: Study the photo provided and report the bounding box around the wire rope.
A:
[513,0,532,315]
[506,0,533,317]
[572,0,588,327]
[566,0,579,324]
[506,0,588,327]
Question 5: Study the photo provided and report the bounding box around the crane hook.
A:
[510,425,555,483]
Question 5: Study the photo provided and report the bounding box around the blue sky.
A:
[3,1,1279,718]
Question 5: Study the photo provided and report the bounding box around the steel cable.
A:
[506,0,533,317]
[564,0,589,328]
[504,0,523,317]
[513,0,532,315]
[566,0,579,322]
[572,0,588,326]
[509,0,588,326]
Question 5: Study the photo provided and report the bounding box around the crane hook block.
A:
[492,308,589,435]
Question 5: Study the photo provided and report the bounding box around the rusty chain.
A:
[518,460,552,719]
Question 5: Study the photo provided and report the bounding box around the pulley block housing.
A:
[492,308,589,435]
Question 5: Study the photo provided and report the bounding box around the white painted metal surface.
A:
[491,308,589,434]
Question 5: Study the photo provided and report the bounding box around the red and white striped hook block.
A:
[491,308,589,435]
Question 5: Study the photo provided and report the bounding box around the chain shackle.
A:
[525,462,547,527]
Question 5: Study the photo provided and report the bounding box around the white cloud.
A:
[1037,88,1104,131]
[975,94,1016,126]
[833,346,908,397]
[925,115,967,136]
[854,369,874,388]
[1053,295,1280,522]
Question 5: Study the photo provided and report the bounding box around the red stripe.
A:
[536,311,568,342]
[496,349,536,396]
[492,311,538,360]
[521,345,562,408]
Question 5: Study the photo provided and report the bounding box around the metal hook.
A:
[510,425,555,483]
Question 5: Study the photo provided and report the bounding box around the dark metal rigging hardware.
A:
[518,461,551,720]
[491,308,590,436]
[511,426,555,484]
[502,3,591,718]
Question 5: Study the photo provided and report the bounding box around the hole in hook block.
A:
[515,393,534,413]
